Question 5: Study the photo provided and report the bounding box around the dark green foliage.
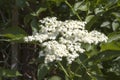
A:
[37,64,50,80]
[0,0,120,80]
[0,67,21,78]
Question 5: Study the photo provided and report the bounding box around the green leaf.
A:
[105,0,118,9]
[86,15,98,30]
[0,67,22,77]
[86,50,120,64]
[112,12,120,18]
[24,14,34,25]
[112,21,119,31]
[107,31,120,42]
[16,0,26,8]
[117,0,120,6]
[65,75,69,80]
[49,76,61,80]
[101,41,120,51]
[74,1,89,11]
[94,8,104,15]
[85,15,95,23]
[48,0,65,6]
[0,26,27,41]
[31,18,39,34]
[31,7,47,17]
[101,21,110,28]
[88,65,105,80]
[106,58,120,76]
[37,64,49,80]
[36,7,47,16]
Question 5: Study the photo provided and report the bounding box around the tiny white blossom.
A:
[45,55,56,64]
[24,36,34,42]
[24,17,108,64]
[42,41,69,63]
[67,52,79,64]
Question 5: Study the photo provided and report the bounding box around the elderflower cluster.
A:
[24,17,108,64]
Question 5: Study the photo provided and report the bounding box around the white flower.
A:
[45,54,56,64]
[24,36,34,42]
[34,33,48,43]
[24,33,49,43]
[24,17,108,64]
[42,41,69,63]
[67,52,79,64]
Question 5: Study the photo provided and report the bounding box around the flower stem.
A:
[65,0,82,21]
[75,59,96,79]
[58,62,69,78]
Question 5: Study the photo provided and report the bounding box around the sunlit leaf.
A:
[0,67,22,77]
[74,1,89,11]
[112,20,119,31]
[107,31,120,42]
[0,26,27,41]
[85,15,95,23]
[101,41,120,51]
[101,21,110,28]
[49,76,61,80]
[31,7,47,17]
[94,8,104,15]
[112,12,120,18]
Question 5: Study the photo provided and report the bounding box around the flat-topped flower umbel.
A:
[24,17,108,64]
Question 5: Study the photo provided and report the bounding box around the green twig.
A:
[65,0,82,21]
[58,62,69,77]
[75,59,96,79]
